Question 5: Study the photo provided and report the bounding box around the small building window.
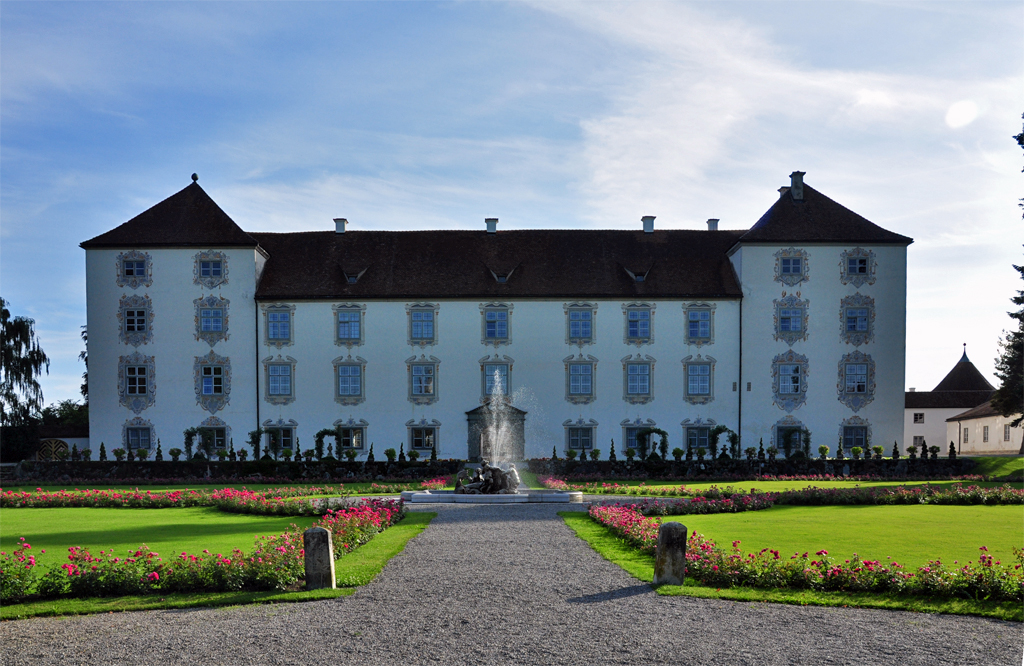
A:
[126,427,151,451]
[848,257,868,275]
[913,435,925,447]
[117,250,153,289]
[840,248,876,287]
[119,294,154,347]
[411,427,436,450]
[845,308,869,334]
[913,413,924,424]
[1005,424,1012,441]
[567,427,594,451]
[625,427,641,452]
[963,429,969,444]
[983,425,989,443]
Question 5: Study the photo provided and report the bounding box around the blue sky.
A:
[2,1,1022,405]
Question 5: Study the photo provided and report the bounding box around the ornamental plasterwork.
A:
[333,354,367,406]
[774,247,809,287]
[262,354,297,406]
[333,303,365,348]
[840,247,876,288]
[622,417,657,428]
[193,250,228,289]
[837,350,875,412]
[621,353,656,405]
[683,302,716,348]
[838,415,872,450]
[121,416,155,450]
[117,294,153,347]
[562,353,598,405]
[564,302,597,347]
[193,350,231,414]
[194,295,230,347]
[840,293,875,346]
[681,354,716,406]
[771,349,809,412]
[771,415,805,452]
[679,417,717,427]
[405,354,441,405]
[479,302,514,348]
[772,292,809,346]
[118,351,156,414]
[262,303,295,349]
[621,302,656,347]
[406,302,439,348]
[199,416,231,450]
[116,250,152,289]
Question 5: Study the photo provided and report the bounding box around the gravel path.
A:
[2,504,1021,665]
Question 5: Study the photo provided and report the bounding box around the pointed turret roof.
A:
[81,178,257,249]
[932,349,995,392]
[737,182,913,245]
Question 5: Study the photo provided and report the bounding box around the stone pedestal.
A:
[653,522,687,586]
[303,526,336,590]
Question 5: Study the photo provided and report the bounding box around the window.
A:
[126,427,151,451]
[337,311,360,340]
[485,308,508,340]
[202,427,228,451]
[194,295,229,347]
[772,350,808,411]
[627,363,650,396]
[779,308,802,333]
[779,364,801,394]
[626,308,650,341]
[840,294,874,346]
[125,309,147,335]
[126,366,148,395]
[194,250,227,289]
[781,257,802,275]
[684,304,714,346]
[838,351,874,412]
[983,425,989,443]
[848,257,868,275]
[569,363,593,396]
[123,260,146,279]
[687,364,710,395]
[268,364,291,396]
[201,308,223,333]
[963,429,969,444]
[411,427,436,450]
[844,363,867,393]
[119,294,153,347]
[913,435,925,447]
[773,294,808,345]
[338,365,362,397]
[625,427,642,452]
[1005,424,1011,441]
[777,427,803,457]
[483,363,509,396]
[567,308,593,343]
[687,427,709,452]
[774,248,808,286]
[338,427,364,450]
[411,364,435,396]
[117,250,152,289]
[200,260,222,280]
[913,413,924,424]
[840,248,876,287]
[845,308,869,334]
[411,310,434,342]
[268,311,290,340]
[843,426,866,450]
[567,427,594,451]
[202,366,223,395]
[265,427,292,454]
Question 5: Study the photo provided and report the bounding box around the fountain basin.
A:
[400,490,583,504]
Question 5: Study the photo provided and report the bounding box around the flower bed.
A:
[587,505,1024,602]
[0,499,405,603]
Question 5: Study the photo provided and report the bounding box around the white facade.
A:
[904,405,962,453]
[948,412,1023,455]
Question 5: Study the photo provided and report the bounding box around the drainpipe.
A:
[737,300,743,450]
[255,300,260,437]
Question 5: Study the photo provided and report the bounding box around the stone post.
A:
[653,521,687,586]
[303,527,336,590]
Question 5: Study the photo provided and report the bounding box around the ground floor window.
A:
[983,425,989,443]
[776,427,802,457]
[842,426,866,450]
[126,427,151,451]
[567,427,593,450]
[411,427,436,450]
[687,427,709,452]
[338,427,365,450]
[265,427,293,454]
[912,435,925,448]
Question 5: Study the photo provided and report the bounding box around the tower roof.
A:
[932,350,995,392]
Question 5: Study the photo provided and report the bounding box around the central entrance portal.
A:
[465,401,526,462]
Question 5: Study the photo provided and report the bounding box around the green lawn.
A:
[0,507,319,567]
[654,504,1024,569]
[966,455,1023,480]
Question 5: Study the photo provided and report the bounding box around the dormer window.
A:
[343,267,368,285]
[347,275,358,284]
[496,275,507,284]
[488,265,517,284]
[623,266,650,283]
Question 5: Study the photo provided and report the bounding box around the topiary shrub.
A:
[384,448,397,462]
[169,448,182,462]
[672,447,684,462]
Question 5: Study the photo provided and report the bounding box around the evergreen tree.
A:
[99,442,107,461]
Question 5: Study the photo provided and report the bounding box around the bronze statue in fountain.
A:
[454,459,521,494]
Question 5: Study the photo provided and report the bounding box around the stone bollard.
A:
[303,527,336,590]
[653,521,687,585]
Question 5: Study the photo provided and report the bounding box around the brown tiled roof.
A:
[251,229,746,300]
[738,184,913,245]
[946,400,1002,422]
[905,390,994,410]
[932,353,996,392]
[81,181,257,249]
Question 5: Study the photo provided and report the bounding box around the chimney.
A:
[789,171,806,201]
[706,218,719,231]
[485,217,498,234]
[778,186,790,198]
[334,218,347,234]
[641,215,655,233]
[908,387,916,392]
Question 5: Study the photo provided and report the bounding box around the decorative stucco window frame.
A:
[406,354,441,405]
[261,417,296,453]
[333,303,365,348]
[622,302,655,346]
[840,247,876,288]
[193,250,228,289]
[194,350,231,414]
[116,250,152,289]
[684,302,715,347]
[122,416,155,451]
[333,354,367,406]
[774,247,809,286]
[194,295,229,347]
[771,349,809,412]
[199,416,232,451]
[407,418,441,451]
[682,354,716,405]
[563,353,598,405]
[263,303,295,349]
[771,415,806,456]
[773,292,809,346]
[840,293,875,346]
[838,415,872,452]
[837,350,875,412]
[333,417,369,451]
[563,417,598,452]
[407,302,439,348]
[262,354,297,406]
[621,353,655,405]
[118,294,153,347]
[480,302,513,347]
[622,417,657,453]
[118,351,156,414]
[479,354,514,401]
[564,302,597,346]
